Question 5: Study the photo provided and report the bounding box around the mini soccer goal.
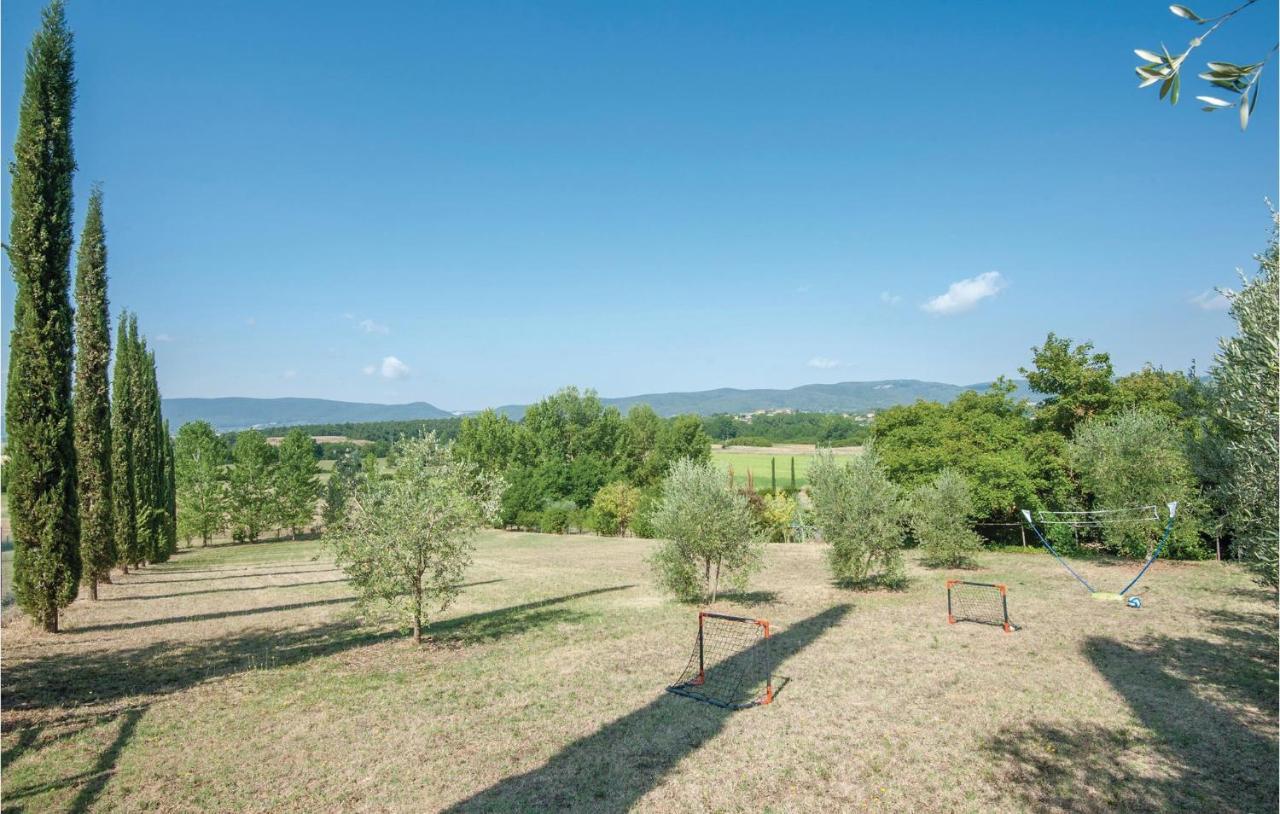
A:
[946,580,1015,633]
[667,611,773,709]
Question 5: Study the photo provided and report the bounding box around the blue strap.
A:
[1119,510,1178,596]
[1023,514,1097,594]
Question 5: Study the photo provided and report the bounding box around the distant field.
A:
[711,445,860,489]
[2,531,1273,811]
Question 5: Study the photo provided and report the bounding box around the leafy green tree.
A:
[454,408,532,473]
[275,429,320,538]
[910,470,983,567]
[111,314,140,569]
[872,381,1069,526]
[621,404,664,484]
[326,433,503,642]
[809,449,906,587]
[133,337,168,562]
[1069,409,1204,559]
[174,421,227,545]
[6,0,80,632]
[1132,2,1274,131]
[1212,225,1278,582]
[648,458,764,603]
[321,474,348,529]
[228,430,276,542]
[73,186,114,598]
[1021,333,1115,435]
[654,414,713,475]
[591,481,641,536]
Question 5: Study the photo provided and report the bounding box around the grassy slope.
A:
[1,532,1275,813]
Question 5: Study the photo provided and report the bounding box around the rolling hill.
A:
[162,380,1037,432]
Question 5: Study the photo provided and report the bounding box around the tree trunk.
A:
[412,581,423,643]
[88,579,98,601]
[121,564,129,575]
[99,570,112,585]
[711,559,721,604]
[43,605,58,633]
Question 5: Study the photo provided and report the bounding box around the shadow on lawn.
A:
[984,605,1278,813]
[443,604,851,813]
[120,566,340,584]
[100,576,352,602]
[2,585,632,810]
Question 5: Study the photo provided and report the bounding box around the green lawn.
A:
[1,532,1275,812]
[711,450,820,489]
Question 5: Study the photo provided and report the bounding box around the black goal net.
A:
[667,611,773,709]
[946,580,1014,633]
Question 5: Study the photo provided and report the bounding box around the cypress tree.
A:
[73,186,114,599]
[162,420,178,556]
[111,313,139,570]
[6,0,80,631]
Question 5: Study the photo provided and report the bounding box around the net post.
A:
[946,580,956,624]
[696,611,705,686]
[1001,589,1012,633]
[758,619,773,705]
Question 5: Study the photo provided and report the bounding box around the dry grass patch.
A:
[2,532,1275,812]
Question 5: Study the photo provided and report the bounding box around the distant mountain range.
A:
[162,379,1038,432]
[161,397,454,433]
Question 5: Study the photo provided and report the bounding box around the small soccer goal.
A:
[667,611,773,709]
[946,580,1015,633]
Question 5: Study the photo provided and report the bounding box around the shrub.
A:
[809,448,906,587]
[592,481,642,536]
[649,458,765,602]
[1069,409,1204,558]
[630,491,661,539]
[540,500,576,534]
[760,490,798,542]
[910,470,983,567]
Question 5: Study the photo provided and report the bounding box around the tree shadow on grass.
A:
[101,576,352,602]
[121,567,340,584]
[983,607,1278,813]
[715,589,779,606]
[442,604,851,812]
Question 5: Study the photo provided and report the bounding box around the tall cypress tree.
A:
[74,185,114,599]
[111,313,139,570]
[135,343,164,563]
[6,0,80,632]
[163,420,178,555]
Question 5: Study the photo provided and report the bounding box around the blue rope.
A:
[1120,506,1178,596]
[1021,511,1097,594]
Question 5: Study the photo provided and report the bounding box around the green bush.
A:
[540,500,576,534]
[723,436,773,448]
[910,470,983,567]
[809,448,907,588]
[630,491,661,539]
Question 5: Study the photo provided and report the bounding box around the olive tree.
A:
[809,449,906,587]
[1212,225,1278,582]
[326,433,503,642]
[649,458,763,603]
[909,470,982,567]
[1069,409,1203,559]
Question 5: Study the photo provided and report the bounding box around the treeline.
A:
[448,387,712,534]
[702,411,870,446]
[174,425,321,544]
[5,4,177,632]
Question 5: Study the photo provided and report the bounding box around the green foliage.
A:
[73,186,114,595]
[174,421,228,545]
[648,459,764,603]
[228,431,277,542]
[321,475,348,529]
[275,428,320,537]
[6,0,80,630]
[325,433,503,642]
[592,481,641,536]
[1021,333,1115,435]
[1212,225,1279,582]
[1069,409,1204,559]
[809,449,906,588]
[759,490,798,542]
[454,409,531,473]
[111,314,140,568]
[1133,3,1272,130]
[702,412,871,445]
[872,381,1069,526]
[909,470,983,567]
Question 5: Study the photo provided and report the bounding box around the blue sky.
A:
[2,1,1276,410]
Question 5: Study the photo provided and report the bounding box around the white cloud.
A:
[880,291,902,305]
[379,356,410,379]
[282,369,297,380]
[361,365,376,376]
[155,333,174,343]
[359,318,389,335]
[1190,289,1230,311]
[806,356,842,369]
[921,271,1006,315]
